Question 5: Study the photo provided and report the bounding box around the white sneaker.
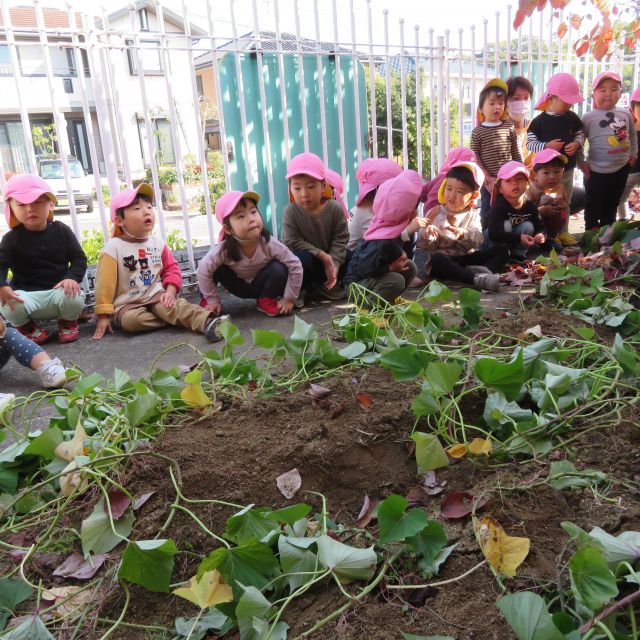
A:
[473,273,501,293]
[36,357,67,388]
[0,393,15,416]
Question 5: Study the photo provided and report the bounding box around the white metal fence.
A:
[0,0,637,272]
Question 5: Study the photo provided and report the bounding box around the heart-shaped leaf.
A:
[118,539,177,593]
[377,494,429,544]
[317,535,377,583]
[474,516,530,577]
[173,569,233,609]
[412,432,449,472]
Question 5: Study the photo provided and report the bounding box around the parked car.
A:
[36,155,94,212]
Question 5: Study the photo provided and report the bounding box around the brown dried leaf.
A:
[42,586,92,618]
[133,491,155,510]
[276,468,302,499]
[406,485,430,507]
[308,383,332,399]
[329,403,347,419]
[355,494,378,528]
[441,492,489,519]
[103,490,131,520]
[53,553,107,580]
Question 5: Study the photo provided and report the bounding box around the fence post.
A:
[437,35,446,169]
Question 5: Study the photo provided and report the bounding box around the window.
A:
[63,78,73,93]
[137,117,175,165]
[17,43,76,77]
[126,39,163,75]
[139,8,150,31]
[0,45,12,76]
[0,121,29,174]
[196,74,203,96]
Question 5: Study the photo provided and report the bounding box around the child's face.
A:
[117,198,155,238]
[225,200,263,241]
[533,163,564,191]
[499,174,529,201]
[547,95,571,114]
[632,103,640,124]
[443,178,477,213]
[481,91,505,123]
[9,195,53,231]
[289,174,325,212]
[593,78,622,111]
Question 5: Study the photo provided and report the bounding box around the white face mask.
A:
[507,99,531,117]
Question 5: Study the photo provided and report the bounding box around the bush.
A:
[81,228,105,265]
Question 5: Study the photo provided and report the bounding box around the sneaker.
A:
[294,289,307,308]
[204,315,229,343]
[0,393,15,417]
[16,320,50,345]
[36,357,67,388]
[320,284,346,300]
[557,231,578,246]
[256,297,280,317]
[467,265,492,275]
[58,319,79,343]
[473,273,501,292]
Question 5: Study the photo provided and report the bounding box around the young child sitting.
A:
[416,162,506,293]
[0,316,67,389]
[0,174,87,344]
[419,146,476,212]
[282,152,350,304]
[527,149,569,249]
[197,190,302,317]
[92,184,223,341]
[343,170,421,304]
[470,78,523,226]
[487,161,546,260]
[526,72,584,245]
[581,71,638,230]
[617,87,640,221]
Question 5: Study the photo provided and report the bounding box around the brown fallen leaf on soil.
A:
[473,515,530,577]
[276,468,302,499]
[406,485,430,507]
[133,491,156,510]
[103,490,131,520]
[42,586,93,618]
[355,392,374,410]
[422,470,447,495]
[308,383,332,399]
[355,494,378,528]
[441,492,489,519]
[53,553,107,580]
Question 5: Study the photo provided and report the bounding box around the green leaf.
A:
[612,333,640,377]
[406,520,448,575]
[548,461,606,490]
[587,527,640,566]
[338,341,367,359]
[422,280,453,304]
[80,498,135,556]
[124,392,160,427]
[483,392,532,429]
[23,428,63,460]
[569,546,618,611]
[422,361,463,396]
[174,609,232,639]
[118,539,177,592]
[561,522,600,551]
[251,329,285,350]
[267,503,312,526]
[0,441,29,464]
[198,540,278,592]
[224,507,281,546]
[379,346,433,381]
[0,615,54,640]
[0,579,32,630]
[0,469,18,495]
[236,586,289,640]
[316,535,377,583]
[497,591,565,640]
[377,494,429,544]
[278,536,319,591]
[220,320,245,347]
[290,316,317,342]
[474,351,525,401]
[113,368,132,391]
[411,385,441,417]
[573,326,595,340]
[411,432,449,473]
[458,287,483,327]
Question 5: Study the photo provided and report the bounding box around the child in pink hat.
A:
[343,170,421,304]
[486,161,546,261]
[526,72,585,245]
[580,72,638,229]
[419,147,477,212]
[0,174,87,344]
[324,169,349,218]
[617,86,640,220]
[197,190,302,317]
[281,152,349,305]
[92,183,224,341]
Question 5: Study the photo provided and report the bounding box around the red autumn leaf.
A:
[570,14,582,29]
[593,36,609,60]
[575,40,590,57]
[133,491,155,510]
[557,22,568,38]
[550,0,571,7]
[53,552,107,580]
[632,19,640,39]
[536,0,547,10]
[308,383,332,399]
[103,490,131,520]
[355,392,374,410]
[355,494,379,528]
[441,492,488,519]
[276,468,302,499]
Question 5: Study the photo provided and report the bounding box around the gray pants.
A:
[351,260,417,304]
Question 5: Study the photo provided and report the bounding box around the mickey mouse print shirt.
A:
[582,108,638,174]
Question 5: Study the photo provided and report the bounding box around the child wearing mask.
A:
[581,72,638,230]
[526,72,585,245]
[616,86,640,221]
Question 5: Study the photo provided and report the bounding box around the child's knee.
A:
[269,260,288,281]
[58,292,84,318]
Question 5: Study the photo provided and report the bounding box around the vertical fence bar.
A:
[415,24,422,176]
[528,13,533,89]
[548,5,553,73]
[399,19,408,168]
[517,17,523,76]
[566,16,573,76]
[582,51,590,117]
[182,0,214,247]
[494,11,500,75]
[470,24,476,126]
[0,0,37,172]
[507,5,512,74]
[429,28,435,175]
[445,29,451,150]
[331,0,347,182]
[313,0,329,165]
[458,28,464,146]
[251,0,279,237]
[482,18,488,83]
[384,10,393,159]
[293,0,310,152]
[437,35,446,168]
[350,0,363,165]
[273,0,292,166]
[367,0,377,158]
[67,4,108,238]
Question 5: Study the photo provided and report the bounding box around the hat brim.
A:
[285,168,325,181]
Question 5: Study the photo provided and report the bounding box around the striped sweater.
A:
[470,121,523,180]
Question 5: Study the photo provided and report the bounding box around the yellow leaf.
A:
[173,569,233,609]
[43,586,92,618]
[54,424,88,461]
[181,383,212,407]
[59,460,88,497]
[473,516,530,577]
[446,443,467,459]
[468,438,492,455]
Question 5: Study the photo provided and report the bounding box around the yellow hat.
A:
[477,78,509,124]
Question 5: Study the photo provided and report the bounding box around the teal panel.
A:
[219,52,369,234]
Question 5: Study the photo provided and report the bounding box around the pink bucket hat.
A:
[3,174,56,228]
[532,148,568,167]
[592,71,621,90]
[110,183,155,237]
[355,158,403,206]
[285,152,326,181]
[437,161,484,205]
[324,168,349,217]
[491,161,529,203]
[364,170,422,241]
[630,87,640,104]
[535,73,584,110]
[214,190,260,240]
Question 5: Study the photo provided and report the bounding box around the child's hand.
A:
[389,254,410,273]
[92,315,113,340]
[277,298,294,315]
[159,291,176,308]
[53,279,81,296]
[538,204,559,218]
[205,301,223,315]
[424,224,440,239]
[406,217,428,235]
[444,225,464,238]
[533,233,546,245]
[0,286,23,310]
[564,141,580,156]
[520,234,535,246]
[318,252,337,289]
[545,139,565,151]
